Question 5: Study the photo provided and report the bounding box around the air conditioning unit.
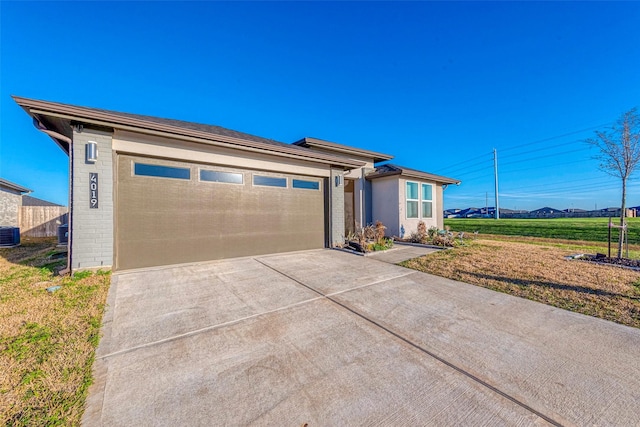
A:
[58,224,69,245]
[0,227,20,247]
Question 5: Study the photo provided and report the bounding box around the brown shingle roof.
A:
[13,96,365,169]
[22,195,65,207]
[366,164,460,185]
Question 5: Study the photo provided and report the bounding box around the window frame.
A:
[292,178,321,191]
[199,169,244,185]
[133,162,191,180]
[252,174,288,188]
[421,183,433,219]
[406,181,419,219]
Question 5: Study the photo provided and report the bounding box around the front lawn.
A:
[402,238,640,328]
[0,238,110,426]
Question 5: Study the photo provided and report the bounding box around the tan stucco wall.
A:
[371,176,400,236]
[113,130,332,178]
[399,177,440,235]
[370,176,444,238]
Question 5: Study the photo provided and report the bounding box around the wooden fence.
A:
[19,206,68,237]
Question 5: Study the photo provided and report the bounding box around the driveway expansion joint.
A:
[254,258,564,427]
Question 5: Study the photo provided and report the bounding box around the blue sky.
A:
[1,1,639,211]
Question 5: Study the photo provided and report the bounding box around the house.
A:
[14,96,459,271]
[0,178,31,227]
[20,196,68,238]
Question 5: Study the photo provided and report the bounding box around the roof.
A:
[292,137,393,163]
[12,96,365,170]
[365,164,460,185]
[0,178,31,194]
[22,195,65,207]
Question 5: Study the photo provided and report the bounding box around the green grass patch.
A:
[445,217,640,244]
[0,239,110,426]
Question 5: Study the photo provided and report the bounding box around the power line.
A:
[499,122,613,153]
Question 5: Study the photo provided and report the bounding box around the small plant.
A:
[374,221,386,244]
[345,221,393,252]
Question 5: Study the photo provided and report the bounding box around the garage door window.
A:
[200,169,243,184]
[292,179,320,190]
[134,163,190,180]
[253,175,287,188]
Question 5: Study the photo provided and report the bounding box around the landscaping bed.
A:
[579,254,640,270]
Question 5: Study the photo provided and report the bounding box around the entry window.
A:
[406,181,419,218]
[422,183,433,218]
[134,163,190,180]
[200,169,243,184]
[253,175,287,188]
[292,179,320,190]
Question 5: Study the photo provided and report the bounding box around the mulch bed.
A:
[580,254,640,270]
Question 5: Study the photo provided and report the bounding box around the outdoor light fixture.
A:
[86,141,98,163]
[334,175,342,187]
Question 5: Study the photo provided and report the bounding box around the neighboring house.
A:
[20,196,68,237]
[14,96,459,272]
[0,178,31,227]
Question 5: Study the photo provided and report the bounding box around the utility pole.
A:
[485,192,488,216]
[494,148,500,219]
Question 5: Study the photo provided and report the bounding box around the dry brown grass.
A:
[0,238,110,426]
[402,239,640,328]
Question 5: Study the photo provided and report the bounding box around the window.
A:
[406,181,419,218]
[253,175,287,188]
[200,169,243,184]
[422,183,433,218]
[292,179,320,190]
[134,163,190,180]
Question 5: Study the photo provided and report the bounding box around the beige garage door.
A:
[115,155,326,270]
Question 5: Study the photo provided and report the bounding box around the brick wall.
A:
[0,187,21,227]
[330,168,345,246]
[71,127,114,270]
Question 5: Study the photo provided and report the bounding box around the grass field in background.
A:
[444,217,640,244]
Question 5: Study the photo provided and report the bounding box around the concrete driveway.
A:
[84,249,640,426]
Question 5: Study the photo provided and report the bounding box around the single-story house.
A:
[21,195,68,238]
[0,178,32,227]
[14,96,459,271]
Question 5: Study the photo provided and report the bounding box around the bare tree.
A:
[586,108,640,258]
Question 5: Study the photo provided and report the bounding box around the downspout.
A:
[32,118,73,275]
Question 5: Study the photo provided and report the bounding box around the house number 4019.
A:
[90,173,99,209]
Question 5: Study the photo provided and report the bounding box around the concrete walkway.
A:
[84,250,640,426]
[366,243,441,263]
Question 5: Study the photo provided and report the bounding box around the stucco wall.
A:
[399,177,439,235]
[0,187,21,227]
[371,176,399,236]
[113,130,332,178]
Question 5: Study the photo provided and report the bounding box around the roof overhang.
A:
[13,96,365,170]
[366,165,460,185]
[293,137,393,164]
[0,178,31,194]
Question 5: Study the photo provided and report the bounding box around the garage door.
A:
[115,155,326,270]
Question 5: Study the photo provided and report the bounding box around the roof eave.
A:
[13,96,365,170]
[294,137,394,163]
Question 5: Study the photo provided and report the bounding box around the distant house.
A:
[19,195,68,238]
[22,195,64,208]
[0,178,31,227]
[530,207,563,217]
